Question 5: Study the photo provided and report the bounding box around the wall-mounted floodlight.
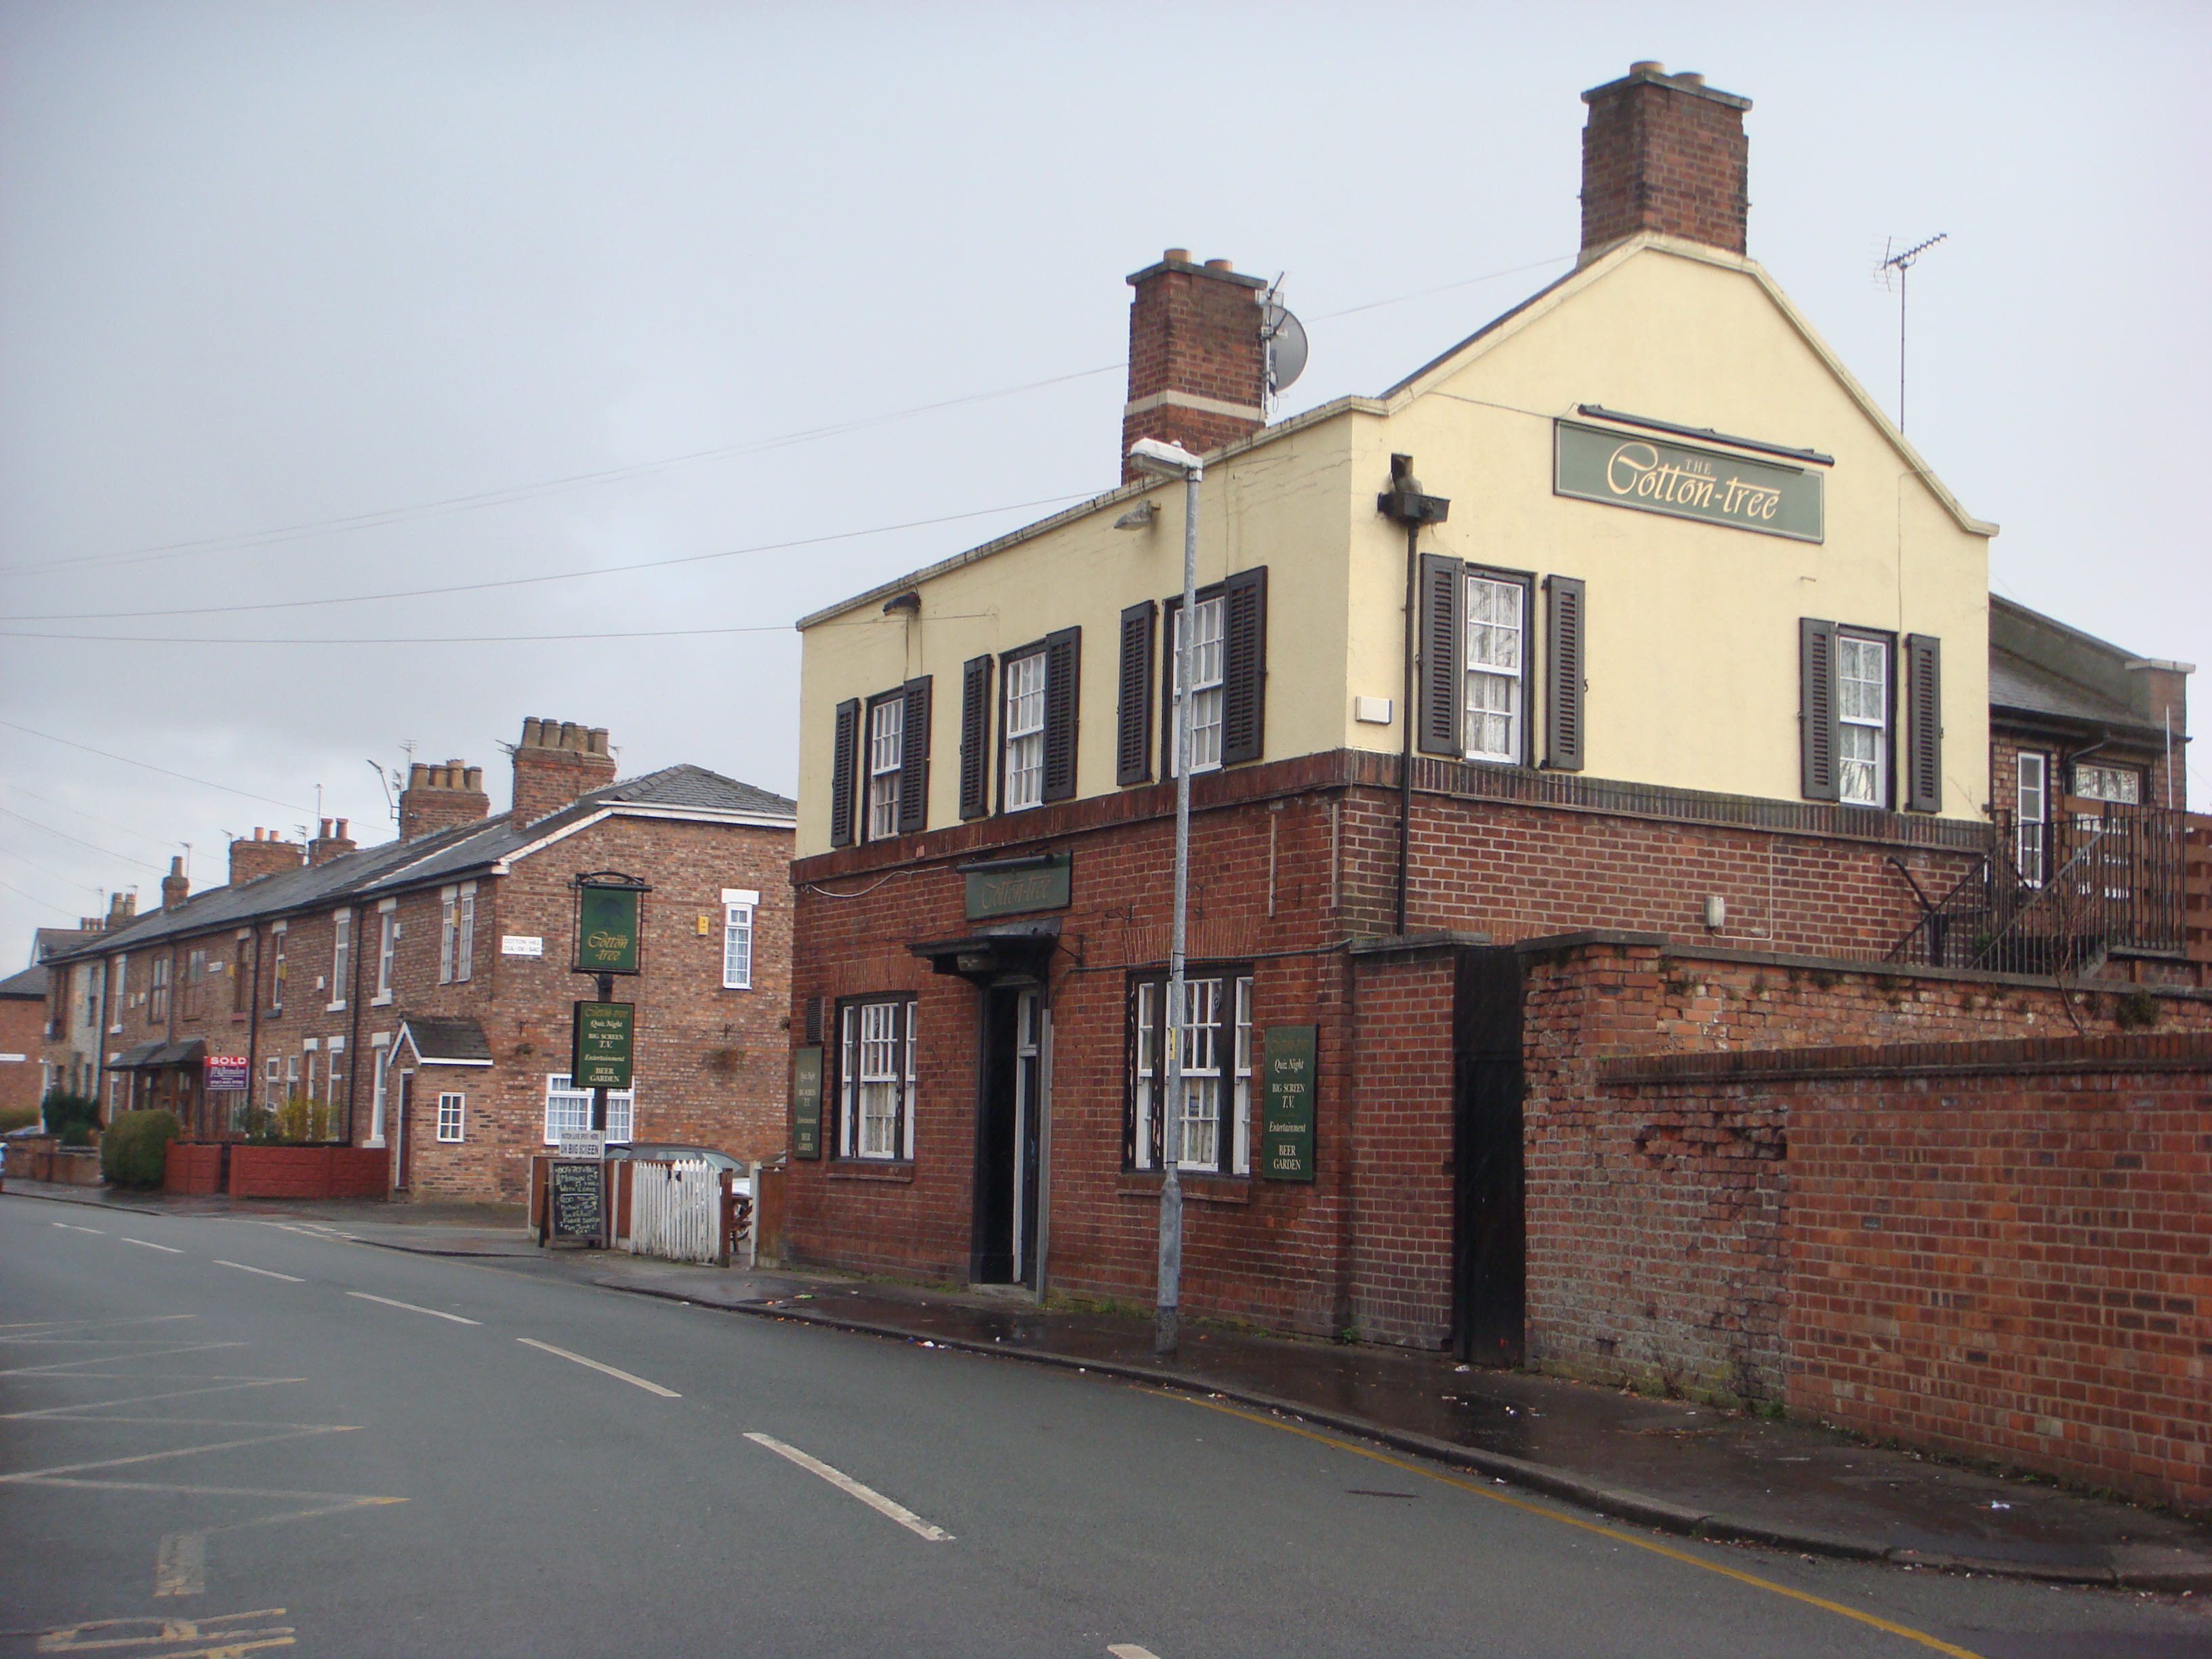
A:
[1127,436,1204,480]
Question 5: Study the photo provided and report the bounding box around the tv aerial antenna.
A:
[1877,232,1946,432]
[1260,277,1307,413]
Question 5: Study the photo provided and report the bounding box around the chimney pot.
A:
[1204,258,1233,271]
[521,718,543,748]
[335,818,348,840]
[588,726,609,756]
[1164,247,1189,264]
[1631,59,1664,73]
[320,818,333,838]
[465,766,483,791]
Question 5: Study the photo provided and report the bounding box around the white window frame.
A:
[1462,572,1525,764]
[542,1073,634,1145]
[436,1092,466,1143]
[368,1033,391,1146]
[1131,971,1254,1176]
[329,909,350,1010]
[1002,649,1048,811]
[108,956,125,1033]
[264,1055,282,1111]
[374,901,398,1004]
[455,882,475,983]
[865,697,904,841]
[1170,596,1227,777]
[1836,632,1890,807]
[721,888,758,991]
[838,997,917,1162]
[2016,751,2048,886]
[270,924,286,1013]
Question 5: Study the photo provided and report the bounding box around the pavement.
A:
[13,1172,2211,1595]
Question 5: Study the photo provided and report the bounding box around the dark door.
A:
[392,1071,412,1193]
[970,984,1044,1286]
[1452,947,1525,1366]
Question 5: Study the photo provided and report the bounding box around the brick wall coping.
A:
[795,749,1992,887]
[1601,1031,2212,1087]
[1348,929,1494,959]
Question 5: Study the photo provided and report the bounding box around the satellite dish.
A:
[1262,300,1307,396]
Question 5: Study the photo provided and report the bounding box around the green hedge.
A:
[100,1109,181,1189]
[41,1090,100,1147]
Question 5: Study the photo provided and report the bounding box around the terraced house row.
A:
[38,718,793,1202]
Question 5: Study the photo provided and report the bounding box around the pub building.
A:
[782,66,2200,1372]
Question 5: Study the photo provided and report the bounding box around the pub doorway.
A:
[1452,947,1526,1366]
[970,983,1046,1288]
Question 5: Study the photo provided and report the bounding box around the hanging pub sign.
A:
[571,874,647,975]
[1554,417,1824,542]
[571,1000,635,1090]
[792,1046,823,1160]
[203,1054,250,1092]
[1261,1025,1317,1183]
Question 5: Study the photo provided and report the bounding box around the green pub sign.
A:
[792,1046,823,1161]
[571,1000,635,1090]
[1261,1025,1317,1183]
[1554,419,1824,543]
[963,853,1071,922]
[573,884,642,975]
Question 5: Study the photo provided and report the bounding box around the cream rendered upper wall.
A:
[1343,239,1991,817]
[794,416,1360,855]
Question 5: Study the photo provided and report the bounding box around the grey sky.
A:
[4,1,2207,958]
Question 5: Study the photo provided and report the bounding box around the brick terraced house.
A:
[42,718,794,1203]
[781,65,2212,1509]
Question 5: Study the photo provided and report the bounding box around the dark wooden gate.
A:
[1452,947,1525,1366]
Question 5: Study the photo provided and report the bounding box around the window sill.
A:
[1117,1172,1252,1205]
[325,1002,346,1013]
[229,1012,249,1023]
[371,993,394,1007]
[825,1162,915,1185]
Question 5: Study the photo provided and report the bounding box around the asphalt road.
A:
[3,1195,2207,1659]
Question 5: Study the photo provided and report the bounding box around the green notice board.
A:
[571,1000,634,1090]
[1261,1025,1317,1182]
[792,1046,823,1160]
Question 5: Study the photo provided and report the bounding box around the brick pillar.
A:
[228,828,305,885]
[398,760,492,839]
[1580,63,1751,260]
[1121,250,1268,481]
[510,718,617,824]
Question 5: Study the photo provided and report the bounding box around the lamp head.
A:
[1127,437,1204,480]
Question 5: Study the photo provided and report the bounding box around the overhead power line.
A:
[3,617,987,648]
[3,783,184,853]
[0,718,313,813]
[0,841,108,895]
[0,878,81,919]
[0,804,167,872]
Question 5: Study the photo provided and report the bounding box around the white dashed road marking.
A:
[516,1338,679,1397]
[216,1261,304,1283]
[51,1222,105,1233]
[744,1432,953,1541]
[346,1292,478,1325]
[121,1237,183,1254]
[1108,1647,1163,1659]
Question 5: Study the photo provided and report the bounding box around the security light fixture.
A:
[1113,499,1158,531]
[881,591,921,615]
[1127,436,1204,480]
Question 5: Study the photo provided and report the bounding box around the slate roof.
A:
[34,926,101,962]
[40,763,792,968]
[397,1016,493,1066]
[1988,648,2143,732]
[0,963,48,1000]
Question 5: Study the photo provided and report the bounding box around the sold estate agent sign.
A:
[1261,1025,1317,1183]
[203,1054,249,1091]
[573,884,641,975]
[1554,419,1822,542]
[571,1000,635,1090]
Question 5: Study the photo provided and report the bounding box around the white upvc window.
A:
[374,902,398,1002]
[436,1092,466,1143]
[455,884,475,983]
[1171,595,1226,775]
[329,910,350,1010]
[1464,574,1524,763]
[866,698,904,841]
[838,997,917,1162]
[721,888,758,991]
[264,1056,283,1111]
[543,1073,634,1145]
[1002,649,1047,811]
[1836,634,1889,806]
[1130,971,1254,1175]
[108,956,125,1033]
[2016,752,2049,886]
[270,924,286,1013]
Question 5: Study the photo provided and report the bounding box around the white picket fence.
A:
[625,1159,723,1265]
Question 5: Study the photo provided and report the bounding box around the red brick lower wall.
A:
[1347,954,1457,1345]
[164,1142,225,1194]
[228,1145,389,1199]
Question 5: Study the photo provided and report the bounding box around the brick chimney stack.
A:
[398,758,491,840]
[1580,63,1752,261]
[511,718,617,823]
[107,890,136,926]
[308,817,356,866]
[229,826,306,886]
[1121,249,1269,482]
[161,856,189,910]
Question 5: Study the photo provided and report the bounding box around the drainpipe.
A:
[1378,456,1452,937]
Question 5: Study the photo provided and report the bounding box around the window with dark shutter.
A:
[1042,627,1081,802]
[1221,567,1267,765]
[959,655,991,820]
[830,698,859,847]
[1117,600,1156,786]
[896,676,931,835]
[1416,552,1464,757]
[1904,633,1942,813]
[1799,619,1839,802]
[1542,575,1586,772]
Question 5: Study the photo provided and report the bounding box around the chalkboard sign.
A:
[548,1159,605,1242]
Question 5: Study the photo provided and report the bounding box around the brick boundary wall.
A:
[1593,1030,2212,1515]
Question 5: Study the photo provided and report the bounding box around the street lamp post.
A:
[1128,436,1203,1356]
